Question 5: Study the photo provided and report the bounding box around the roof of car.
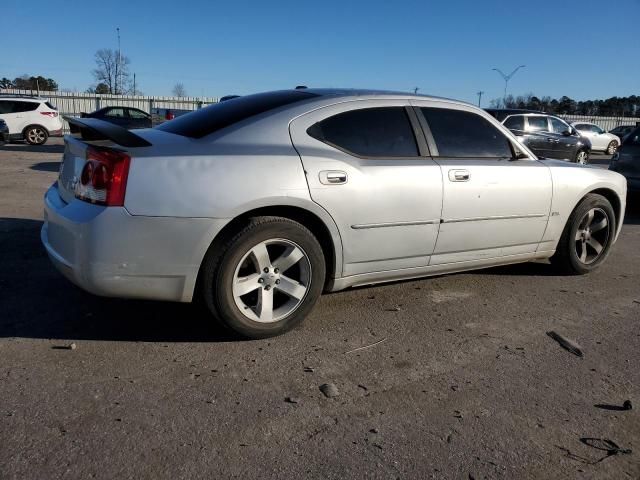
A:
[0,95,44,102]
[302,88,473,106]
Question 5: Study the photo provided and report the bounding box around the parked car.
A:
[80,106,152,130]
[0,95,63,145]
[486,109,591,164]
[0,119,9,145]
[609,125,636,140]
[43,89,626,338]
[609,126,640,192]
[571,122,621,155]
[150,107,193,126]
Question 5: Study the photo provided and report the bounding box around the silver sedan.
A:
[42,89,627,338]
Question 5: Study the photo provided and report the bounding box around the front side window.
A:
[308,107,418,157]
[421,107,513,158]
[527,116,549,132]
[504,115,524,130]
[591,125,604,134]
[550,117,570,134]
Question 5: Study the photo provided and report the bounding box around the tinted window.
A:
[623,128,640,145]
[504,115,524,130]
[308,107,418,157]
[0,101,14,114]
[550,117,570,134]
[10,101,39,113]
[158,90,318,138]
[421,107,512,158]
[105,108,125,118]
[574,124,589,132]
[128,109,149,119]
[527,116,549,132]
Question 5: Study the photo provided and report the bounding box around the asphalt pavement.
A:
[0,139,638,479]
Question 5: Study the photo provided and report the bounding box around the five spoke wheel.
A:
[232,239,311,323]
[574,208,610,265]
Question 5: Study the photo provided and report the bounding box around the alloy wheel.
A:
[27,128,46,144]
[576,151,588,165]
[606,141,618,155]
[574,208,610,265]
[232,239,311,323]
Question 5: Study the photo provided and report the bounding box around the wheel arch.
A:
[588,187,622,232]
[22,123,50,136]
[193,203,344,299]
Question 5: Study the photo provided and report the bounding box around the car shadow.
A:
[0,218,237,343]
[0,143,64,154]
[30,161,61,172]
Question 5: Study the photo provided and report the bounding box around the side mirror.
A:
[562,130,571,136]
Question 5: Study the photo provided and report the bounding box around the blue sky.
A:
[3,0,639,103]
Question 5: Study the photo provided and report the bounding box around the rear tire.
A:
[24,126,48,145]
[551,194,616,275]
[201,216,325,339]
[606,141,618,155]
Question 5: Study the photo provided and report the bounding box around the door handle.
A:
[448,169,470,182]
[319,170,347,185]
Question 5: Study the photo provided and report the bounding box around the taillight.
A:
[165,110,175,120]
[40,111,59,118]
[75,147,131,206]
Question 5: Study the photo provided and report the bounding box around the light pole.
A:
[492,65,526,106]
[477,91,484,107]
[116,27,121,95]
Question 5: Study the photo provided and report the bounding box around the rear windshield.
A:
[157,90,318,138]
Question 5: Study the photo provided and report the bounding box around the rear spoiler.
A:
[64,116,152,147]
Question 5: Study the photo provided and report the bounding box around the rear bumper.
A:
[41,184,228,302]
[49,128,63,137]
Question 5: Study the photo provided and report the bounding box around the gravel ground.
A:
[1,139,638,479]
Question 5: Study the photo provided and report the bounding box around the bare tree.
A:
[92,49,131,95]
[172,82,187,97]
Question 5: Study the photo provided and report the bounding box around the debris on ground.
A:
[594,400,633,411]
[69,343,77,350]
[303,366,315,373]
[285,397,300,404]
[345,338,387,354]
[385,306,401,312]
[319,383,339,398]
[546,331,583,357]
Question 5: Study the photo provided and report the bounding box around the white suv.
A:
[571,122,621,155]
[0,96,63,145]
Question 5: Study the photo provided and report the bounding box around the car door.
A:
[289,100,443,276]
[589,124,608,150]
[0,100,18,134]
[0,100,35,135]
[574,123,601,150]
[524,115,556,158]
[411,102,552,265]
[548,116,578,160]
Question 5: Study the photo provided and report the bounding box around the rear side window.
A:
[105,108,125,118]
[12,101,39,113]
[308,107,418,157]
[527,116,549,132]
[504,115,524,130]
[128,109,149,119]
[45,101,57,110]
[157,90,318,138]
[0,101,13,114]
[421,107,512,158]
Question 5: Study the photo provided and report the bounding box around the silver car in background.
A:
[42,89,627,338]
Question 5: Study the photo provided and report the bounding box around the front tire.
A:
[24,126,48,145]
[551,194,616,275]
[575,150,589,165]
[606,141,618,155]
[201,216,326,339]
